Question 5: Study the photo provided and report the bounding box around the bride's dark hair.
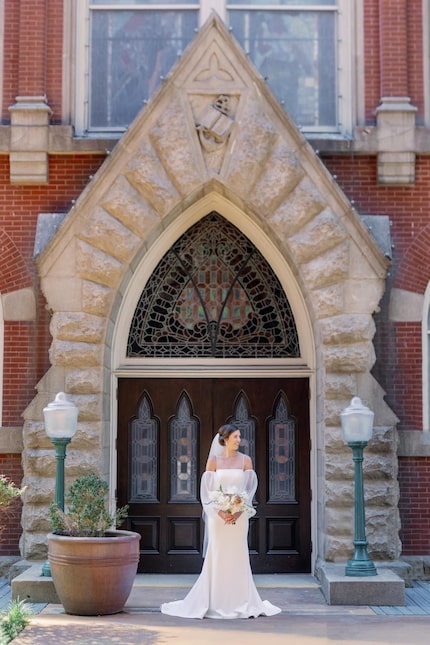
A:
[218,424,238,446]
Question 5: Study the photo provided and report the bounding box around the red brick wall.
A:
[379,0,409,97]
[0,455,23,556]
[322,154,430,431]
[363,0,424,123]
[17,0,48,96]
[0,154,106,425]
[363,0,380,123]
[398,457,430,555]
[322,152,430,553]
[407,0,425,119]
[0,0,428,560]
[46,0,64,121]
[2,0,20,121]
[0,153,106,551]
[3,0,64,122]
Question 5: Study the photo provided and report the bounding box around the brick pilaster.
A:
[379,0,408,97]
[17,0,48,96]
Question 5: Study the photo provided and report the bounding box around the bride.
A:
[160,424,281,619]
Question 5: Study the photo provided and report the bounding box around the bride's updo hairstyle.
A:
[218,424,238,446]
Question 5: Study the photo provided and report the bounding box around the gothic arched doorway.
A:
[117,213,311,573]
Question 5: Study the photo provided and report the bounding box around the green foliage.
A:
[0,477,24,508]
[49,472,128,537]
[0,476,25,544]
[0,598,33,644]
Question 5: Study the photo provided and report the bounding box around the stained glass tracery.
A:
[228,391,256,466]
[169,393,198,502]
[127,212,300,358]
[129,393,159,502]
[268,394,296,503]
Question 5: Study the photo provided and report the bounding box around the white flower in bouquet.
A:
[209,486,256,519]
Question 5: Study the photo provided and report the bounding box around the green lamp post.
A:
[41,392,78,577]
[340,396,377,577]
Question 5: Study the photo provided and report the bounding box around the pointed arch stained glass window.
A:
[228,391,256,465]
[127,212,300,358]
[129,392,159,502]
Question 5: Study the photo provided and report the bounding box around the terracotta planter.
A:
[48,529,141,615]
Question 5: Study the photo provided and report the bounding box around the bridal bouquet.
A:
[208,486,256,521]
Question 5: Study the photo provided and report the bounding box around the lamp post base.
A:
[41,560,51,577]
[319,562,405,605]
[345,558,377,577]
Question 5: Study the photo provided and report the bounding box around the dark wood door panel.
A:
[118,378,212,573]
[214,378,310,573]
[117,377,310,574]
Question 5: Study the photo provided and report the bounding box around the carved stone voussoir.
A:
[289,208,347,264]
[126,142,180,216]
[150,96,202,194]
[101,175,161,239]
[78,207,141,262]
[302,242,349,290]
[76,240,123,288]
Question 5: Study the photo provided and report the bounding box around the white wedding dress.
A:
[161,464,281,619]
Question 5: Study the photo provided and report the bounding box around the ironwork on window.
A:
[169,392,199,503]
[127,212,300,358]
[129,392,159,502]
[268,393,296,503]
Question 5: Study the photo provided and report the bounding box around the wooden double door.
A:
[117,377,310,574]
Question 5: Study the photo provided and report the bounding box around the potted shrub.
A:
[48,472,140,616]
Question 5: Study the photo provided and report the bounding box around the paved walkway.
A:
[4,575,430,644]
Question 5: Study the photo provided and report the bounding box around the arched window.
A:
[127,212,300,359]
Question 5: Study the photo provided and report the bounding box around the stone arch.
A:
[110,190,315,371]
[22,15,399,565]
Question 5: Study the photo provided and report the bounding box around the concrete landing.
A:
[12,561,406,608]
[12,563,59,604]
[319,563,405,606]
[9,571,430,645]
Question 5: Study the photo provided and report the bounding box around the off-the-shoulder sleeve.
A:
[243,469,258,507]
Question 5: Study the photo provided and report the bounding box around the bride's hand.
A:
[219,511,232,524]
[218,511,241,524]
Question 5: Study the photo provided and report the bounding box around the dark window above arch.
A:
[127,212,300,358]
